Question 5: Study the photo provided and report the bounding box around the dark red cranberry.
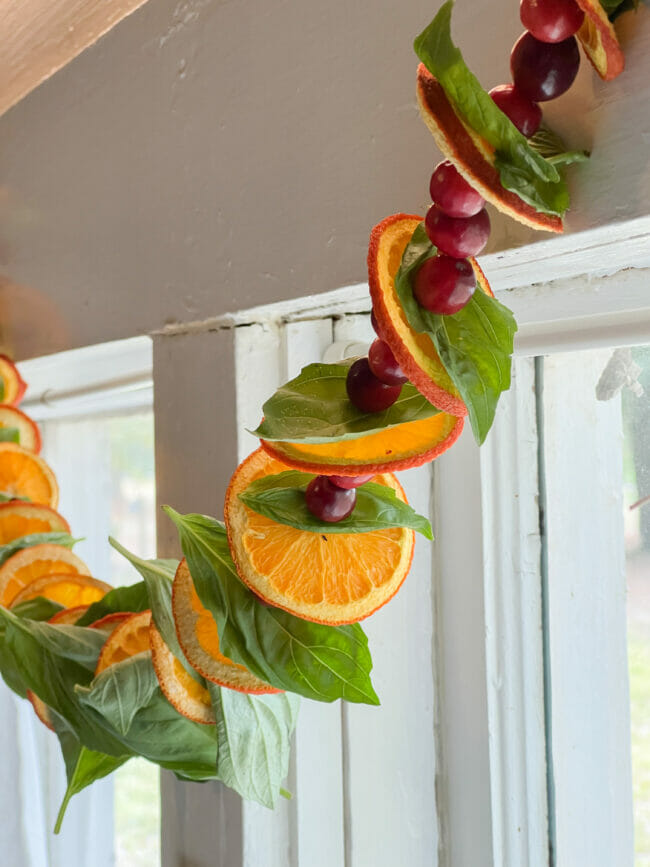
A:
[520,0,585,43]
[429,161,485,218]
[329,474,374,489]
[346,358,402,413]
[425,205,491,259]
[489,84,542,137]
[511,32,580,102]
[413,255,476,315]
[368,339,407,386]
[305,476,356,522]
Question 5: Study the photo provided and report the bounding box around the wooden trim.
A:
[0,0,151,119]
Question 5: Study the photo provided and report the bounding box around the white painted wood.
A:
[432,427,493,867]
[543,350,633,867]
[480,358,548,867]
[153,328,245,867]
[331,313,439,867]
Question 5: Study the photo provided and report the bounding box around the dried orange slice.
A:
[0,502,69,543]
[0,356,27,407]
[261,410,462,476]
[95,609,152,675]
[0,406,41,453]
[90,612,133,633]
[225,448,415,624]
[368,212,496,417]
[575,0,625,80]
[416,64,563,234]
[149,623,215,725]
[0,443,59,507]
[49,605,89,625]
[172,559,280,694]
[0,543,90,607]
[27,691,55,731]
[9,573,111,609]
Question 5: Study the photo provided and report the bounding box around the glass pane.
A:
[41,411,160,866]
[624,347,650,866]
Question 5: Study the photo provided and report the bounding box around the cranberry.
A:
[511,32,580,102]
[425,205,491,259]
[520,0,585,43]
[329,474,374,489]
[489,84,542,137]
[413,255,476,315]
[305,476,356,523]
[368,339,408,385]
[346,358,402,413]
[429,161,485,218]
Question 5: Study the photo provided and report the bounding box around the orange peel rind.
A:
[0,356,27,407]
[172,559,280,694]
[225,448,415,625]
[95,609,152,675]
[575,0,625,80]
[0,502,70,543]
[0,405,41,453]
[416,64,563,234]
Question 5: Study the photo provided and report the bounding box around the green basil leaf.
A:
[0,427,20,444]
[528,126,590,167]
[395,223,516,444]
[0,492,30,503]
[108,539,182,658]
[166,509,380,706]
[414,0,570,216]
[209,683,298,809]
[77,652,159,736]
[0,379,4,402]
[51,710,129,833]
[76,581,150,626]
[253,362,439,443]
[0,532,79,567]
[240,470,433,539]
[9,596,64,622]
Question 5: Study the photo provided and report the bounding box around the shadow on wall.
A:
[0,277,70,360]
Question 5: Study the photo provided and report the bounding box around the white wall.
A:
[0,0,647,359]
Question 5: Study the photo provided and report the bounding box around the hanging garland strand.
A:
[0,0,631,826]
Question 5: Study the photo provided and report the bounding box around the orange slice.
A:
[0,502,70,543]
[172,559,280,694]
[261,410,462,476]
[416,64,563,234]
[149,623,215,725]
[576,0,625,80]
[49,605,89,625]
[0,443,59,507]
[369,212,496,417]
[95,610,152,675]
[9,573,111,609]
[0,543,90,607]
[0,356,27,407]
[90,612,134,633]
[0,406,41,453]
[225,448,415,624]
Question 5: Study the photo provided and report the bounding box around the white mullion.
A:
[333,313,439,867]
[480,357,548,867]
[542,350,633,867]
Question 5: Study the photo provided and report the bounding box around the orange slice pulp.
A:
[95,610,152,675]
[172,558,280,694]
[225,448,415,625]
[0,356,27,407]
[149,623,215,725]
[0,543,90,607]
[9,573,111,609]
[0,406,41,453]
[0,502,70,543]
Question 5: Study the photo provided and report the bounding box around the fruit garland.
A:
[0,0,633,828]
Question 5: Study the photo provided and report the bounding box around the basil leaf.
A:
[253,362,439,443]
[209,683,298,809]
[0,492,29,503]
[0,532,79,566]
[108,539,182,658]
[10,596,64,621]
[76,581,150,626]
[240,471,433,539]
[414,0,569,216]
[0,428,19,444]
[0,379,4,402]
[166,509,380,706]
[77,652,159,736]
[528,126,590,168]
[51,710,129,833]
[395,223,516,444]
